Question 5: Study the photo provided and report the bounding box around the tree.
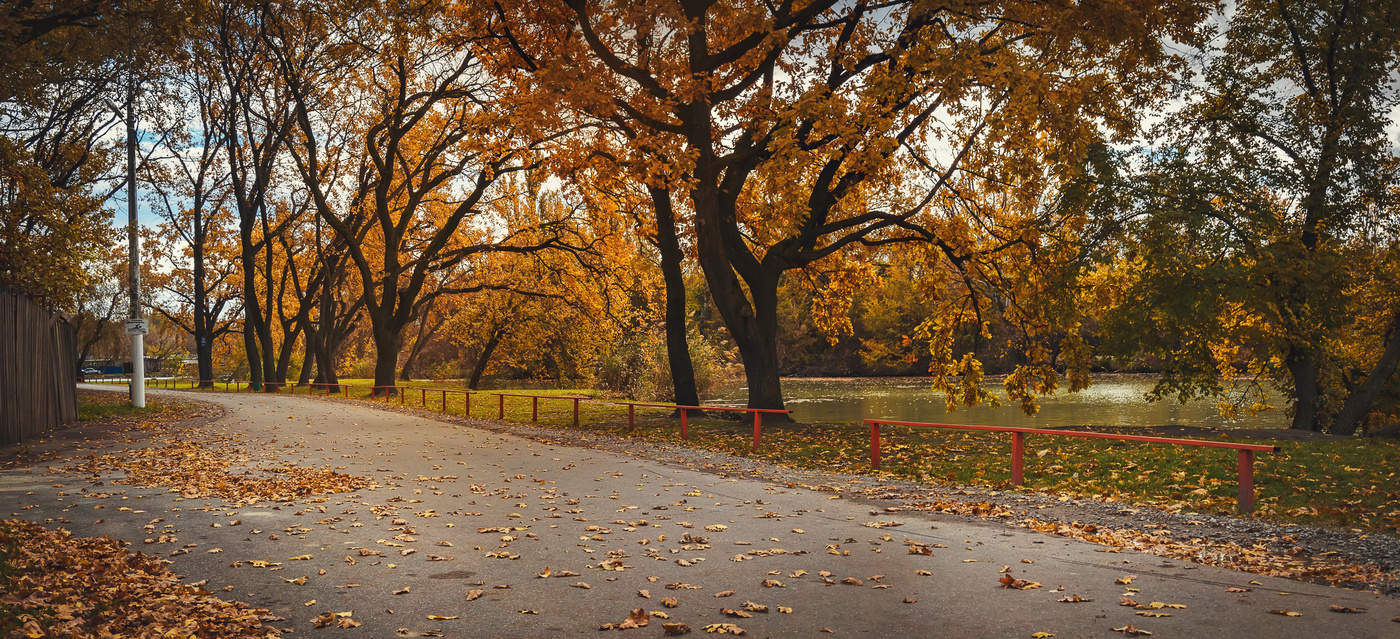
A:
[207,0,297,391]
[269,0,591,396]
[495,0,1211,413]
[142,52,243,387]
[1100,0,1400,433]
[1,0,186,306]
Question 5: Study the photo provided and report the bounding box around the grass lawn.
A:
[76,388,194,422]
[95,377,1400,535]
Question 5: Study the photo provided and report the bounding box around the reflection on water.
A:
[707,376,1288,429]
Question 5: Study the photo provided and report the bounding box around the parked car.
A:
[81,367,100,376]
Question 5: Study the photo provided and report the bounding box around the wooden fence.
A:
[1,290,78,445]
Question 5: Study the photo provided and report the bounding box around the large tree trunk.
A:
[371,320,403,397]
[1286,347,1322,431]
[241,325,263,389]
[239,222,266,390]
[690,183,789,417]
[297,340,314,385]
[1332,310,1400,436]
[192,234,215,389]
[649,186,699,406]
[274,324,300,385]
[259,206,279,388]
[738,272,785,413]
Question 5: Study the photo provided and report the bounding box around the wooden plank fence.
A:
[1,290,78,445]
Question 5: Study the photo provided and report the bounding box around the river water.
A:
[708,375,1288,429]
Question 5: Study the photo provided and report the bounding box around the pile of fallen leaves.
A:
[68,437,372,505]
[0,519,281,638]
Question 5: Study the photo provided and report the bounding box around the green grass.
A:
[76,388,199,424]
[115,376,1400,535]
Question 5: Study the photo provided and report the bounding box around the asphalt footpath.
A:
[1,386,1395,637]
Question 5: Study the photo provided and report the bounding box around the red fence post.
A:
[441,390,447,412]
[421,388,426,406]
[1011,431,1025,485]
[1237,449,1255,512]
[572,398,580,427]
[498,394,504,419]
[752,411,762,451]
[680,408,688,441]
[870,421,882,469]
[532,396,538,422]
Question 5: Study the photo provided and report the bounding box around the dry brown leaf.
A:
[466,589,484,601]
[617,607,649,629]
[998,573,1041,590]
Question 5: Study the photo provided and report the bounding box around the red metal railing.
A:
[864,419,1278,512]
[307,382,351,397]
[607,401,790,449]
[490,392,588,426]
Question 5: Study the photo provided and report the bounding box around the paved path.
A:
[2,387,1396,637]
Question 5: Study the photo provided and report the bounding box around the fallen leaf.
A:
[426,615,459,620]
[999,573,1041,590]
[661,597,679,608]
[721,608,752,618]
[702,623,746,635]
[1057,595,1091,603]
[617,608,649,629]
[1328,605,1366,614]
[1112,625,1151,636]
[1270,610,1302,617]
[465,589,484,601]
[663,622,692,635]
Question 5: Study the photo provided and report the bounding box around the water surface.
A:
[708,376,1288,429]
